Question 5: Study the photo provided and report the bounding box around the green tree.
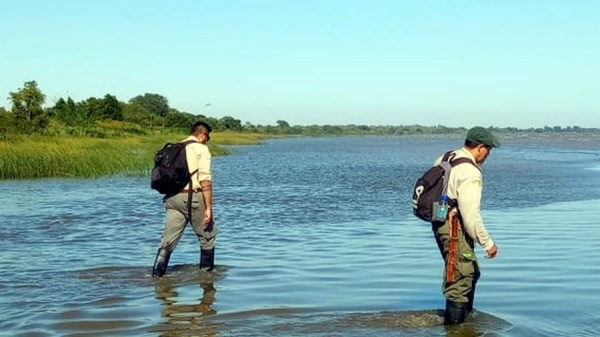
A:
[165,109,195,129]
[80,97,104,121]
[203,116,222,131]
[8,81,47,133]
[50,97,88,126]
[123,103,164,126]
[128,93,169,117]
[243,122,258,132]
[100,94,123,121]
[56,94,124,124]
[219,116,242,131]
[0,106,13,134]
[48,97,66,119]
[9,81,45,121]
[276,120,290,128]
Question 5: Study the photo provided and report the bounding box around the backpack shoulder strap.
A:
[180,139,198,146]
[441,151,455,162]
[181,139,199,176]
[450,157,481,172]
[435,153,481,210]
[180,139,200,221]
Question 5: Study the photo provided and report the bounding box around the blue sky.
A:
[2,1,599,128]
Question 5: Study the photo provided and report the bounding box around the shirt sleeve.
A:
[195,144,212,183]
[456,168,495,251]
[186,143,212,190]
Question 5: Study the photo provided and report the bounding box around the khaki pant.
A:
[159,192,218,253]
[432,212,480,303]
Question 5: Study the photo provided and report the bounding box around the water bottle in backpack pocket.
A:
[412,151,477,223]
[431,194,449,223]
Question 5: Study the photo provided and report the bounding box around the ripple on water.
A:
[1,136,600,336]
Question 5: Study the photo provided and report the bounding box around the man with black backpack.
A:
[427,126,500,324]
[151,121,217,277]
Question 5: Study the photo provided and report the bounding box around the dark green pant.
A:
[433,216,480,304]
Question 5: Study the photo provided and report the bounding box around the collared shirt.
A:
[434,148,494,251]
[182,135,212,190]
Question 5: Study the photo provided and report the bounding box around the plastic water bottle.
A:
[436,194,449,221]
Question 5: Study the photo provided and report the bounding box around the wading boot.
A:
[200,248,215,271]
[466,288,476,314]
[444,300,467,325]
[467,269,480,314]
[152,248,171,277]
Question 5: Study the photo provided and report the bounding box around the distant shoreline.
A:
[1,129,598,180]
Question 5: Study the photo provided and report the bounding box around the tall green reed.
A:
[0,133,255,179]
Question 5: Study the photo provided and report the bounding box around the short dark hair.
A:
[464,139,479,148]
[464,139,491,149]
[190,121,212,135]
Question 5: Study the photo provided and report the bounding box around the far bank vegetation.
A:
[1,80,598,179]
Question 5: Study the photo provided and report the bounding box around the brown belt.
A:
[181,189,201,193]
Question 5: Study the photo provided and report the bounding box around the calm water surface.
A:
[1,135,599,337]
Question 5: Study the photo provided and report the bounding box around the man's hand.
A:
[203,209,213,225]
[485,244,498,259]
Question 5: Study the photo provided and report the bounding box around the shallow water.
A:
[1,135,599,336]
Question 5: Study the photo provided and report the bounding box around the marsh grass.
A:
[210,131,273,145]
[0,132,268,179]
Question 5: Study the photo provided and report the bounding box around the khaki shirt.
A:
[434,148,494,251]
[182,135,212,190]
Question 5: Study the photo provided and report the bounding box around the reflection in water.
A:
[197,308,510,336]
[443,311,510,337]
[330,310,511,336]
[151,269,219,337]
[444,322,488,337]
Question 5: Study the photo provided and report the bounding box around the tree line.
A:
[1,80,597,137]
[0,81,246,136]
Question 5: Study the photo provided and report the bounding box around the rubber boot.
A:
[444,300,467,325]
[467,268,480,313]
[200,248,215,271]
[152,248,171,277]
[466,288,475,314]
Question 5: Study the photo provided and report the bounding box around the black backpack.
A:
[412,151,478,222]
[151,140,198,194]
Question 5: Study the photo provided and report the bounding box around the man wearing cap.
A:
[432,126,500,324]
